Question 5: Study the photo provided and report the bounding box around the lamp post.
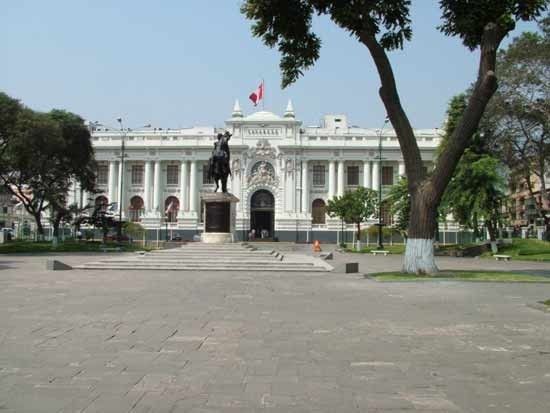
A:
[377,117,390,250]
[116,118,127,240]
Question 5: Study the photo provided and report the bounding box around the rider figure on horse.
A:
[208,131,232,193]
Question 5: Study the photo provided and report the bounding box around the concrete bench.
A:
[101,247,122,253]
[372,250,389,256]
[494,254,511,261]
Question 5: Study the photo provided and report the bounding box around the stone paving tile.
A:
[0,253,550,412]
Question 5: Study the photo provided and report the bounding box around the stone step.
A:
[75,263,325,272]
[93,258,291,265]
[143,253,280,258]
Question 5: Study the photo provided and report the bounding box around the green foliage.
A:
[438,0,547,50]
[242,1,546,87]
[0,92,23,165]
[439,93,507,240]
[363,225,398,239]
[123,222,145,239]
[486,16,550,229]
[481,239,550,261]
[0,92,97,236]
[241,0,413,87]
[327,187,378,237]
[0,240,149,254]
[385,177,410,234]
[370,270,550,282]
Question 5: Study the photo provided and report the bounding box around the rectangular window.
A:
[382,166,394,186]
[347,166,359,186]
[131,165,144,185]
[203,163,213,184]
[381,202,393,225]
[312,165,325,186]
[167,164,179,185]
[96,164,108,185]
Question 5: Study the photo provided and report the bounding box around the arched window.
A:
[95,196,108,212]
[129,196,144,222]
[311,198,326,224]
[164,196,179,223]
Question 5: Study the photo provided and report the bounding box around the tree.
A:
[123,221,145,241]
[0,95,97,239]
[0,92,23,168]
[86,202,118,241]
[327,187,378,248]
[241,0,548,274]
[440,94,507,249]
[488,16,550,233]
[386,177,410,238]
[0,109,64,238]
[46,110,97,242]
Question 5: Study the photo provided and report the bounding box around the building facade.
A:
[80,101,442,241]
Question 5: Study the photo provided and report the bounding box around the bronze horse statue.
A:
[208,131,232,193]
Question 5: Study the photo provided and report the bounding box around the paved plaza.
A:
[1,252,550,412]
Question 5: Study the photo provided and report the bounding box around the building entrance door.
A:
[250,189,274,240]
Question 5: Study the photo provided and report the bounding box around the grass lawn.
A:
[481,239,550,262]
[370,270,550,283]
[540,299,550,306]
[345,244,406,254]
[0,240,150,254]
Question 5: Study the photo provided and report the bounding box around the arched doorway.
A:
[311,199,326,224]
[129,196,144,222]
[164,196,180,222]
[250,189,274,239]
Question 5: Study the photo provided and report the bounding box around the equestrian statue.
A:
[208,131,232,193]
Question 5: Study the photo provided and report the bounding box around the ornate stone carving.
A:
[247,161,278,187]
[247,139,277,159]
[231,159,241,176]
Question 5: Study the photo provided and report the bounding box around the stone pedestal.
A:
[200,192,239,244]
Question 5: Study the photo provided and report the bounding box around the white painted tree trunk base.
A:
[402,238,438,274]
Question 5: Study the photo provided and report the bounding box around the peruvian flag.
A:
[249,81,264,106]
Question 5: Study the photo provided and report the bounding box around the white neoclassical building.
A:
[77,101,442,241]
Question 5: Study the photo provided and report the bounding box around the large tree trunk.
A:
[360,23,508,275]
[403,191,439,274]
[34,215,45,241]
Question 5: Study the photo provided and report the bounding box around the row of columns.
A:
[299,160,405,214]
[105,160,200,216]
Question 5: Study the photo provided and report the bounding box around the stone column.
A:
[337,160,345,197]
[301,160,309,213]
[108,161,117,204]
[285,161,295,212]
[118,161,123,207]
[153,160,161,215]
[363,161,371,189]
[328,160,336,199]
[189,160,197,213]
[144,160,152,212]
[372,161,380,191]
[180,160,188,212]
[398,161,406,178]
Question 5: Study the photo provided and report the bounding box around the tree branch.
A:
[431,22,509,203]
[358,32,424,188]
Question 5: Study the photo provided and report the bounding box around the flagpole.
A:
[262,78,265,110]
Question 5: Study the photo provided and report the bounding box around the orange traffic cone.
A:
[313,240,321,252]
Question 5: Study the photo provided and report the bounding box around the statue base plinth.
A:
[200,192,240,244]
[201,232,233,244]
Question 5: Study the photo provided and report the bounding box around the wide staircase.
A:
[75,243,330,272]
